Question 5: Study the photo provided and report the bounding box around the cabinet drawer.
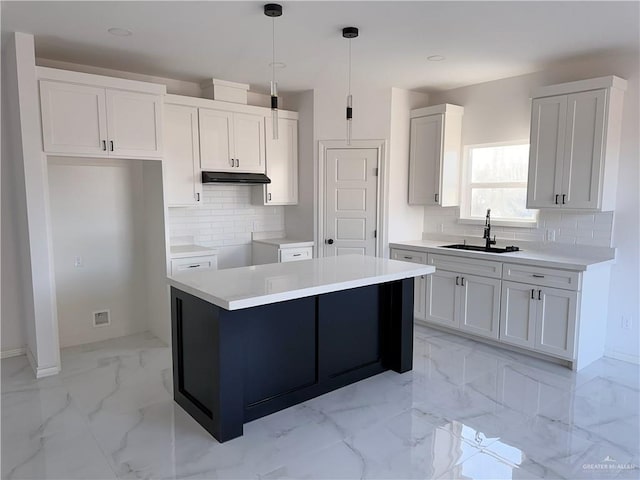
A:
[428,253,502,278]
[279,247,312,263]
[391,249,428,264]
[503,263,580,291]
[171,255,218,275]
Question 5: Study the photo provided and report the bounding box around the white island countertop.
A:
[168,254,435,310]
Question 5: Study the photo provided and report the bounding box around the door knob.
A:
[326,239,334,245]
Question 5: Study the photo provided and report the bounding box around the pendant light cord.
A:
[348,38,352,96]
[272,17,276,84]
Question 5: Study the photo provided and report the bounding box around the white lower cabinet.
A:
[392,246,598,369]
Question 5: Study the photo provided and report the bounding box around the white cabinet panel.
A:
[408,104,463,207]
[233,113,265,173]
[425,270,459,328]
[164,104,202,206]
[458,274,501,340]
[279,247,312,262]
[536,288,577,359]
[170,255,217,275]
[106,90,162,158]
[266,117,298,205]
[390,248,427,321]
[500,281,537,349]
[40,81,108,156]
[199,108,234,171]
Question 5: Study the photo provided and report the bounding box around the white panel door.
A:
[233,112,265,173]
[199,108,234,171]
[265,117,298,204]
[425,270,459,328]
[527,95,567,208]
[40,80,108,156]
[408,114,443,205]
[458,274,501,340]
[562,89,606,209]
[164,104,202,206]
[499,281,537,349]
[535,288,577,359]
[324,148,378,257]
[106,89,162,158]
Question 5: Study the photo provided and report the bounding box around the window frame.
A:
[459,140,537,226]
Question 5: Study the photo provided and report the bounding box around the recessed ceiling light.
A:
[269,62,286,69]
[107,27,133,37]
[427,55,445,62]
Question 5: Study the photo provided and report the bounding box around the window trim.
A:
[459,140,537,226]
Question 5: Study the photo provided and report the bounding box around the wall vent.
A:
[93,310,111,327]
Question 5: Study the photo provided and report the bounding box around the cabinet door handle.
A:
[531,289,535,299]
[110,140,114,151]
[555,194,559,205]
[229,158,234,167]
[102,140,107,151]
[532,274,545,278]
[235,159,239,167]
[268,192,272,201]
[435,193,439,203]
[562,194,566,204]
[538,289,542,301]
[461,277,465,287]
[455,276,459,286]
[196,193,200,202]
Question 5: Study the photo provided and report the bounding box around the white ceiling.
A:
[2,1,639,94]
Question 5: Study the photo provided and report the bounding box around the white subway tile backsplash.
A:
[168,185,284,250]
[423,207,614,248]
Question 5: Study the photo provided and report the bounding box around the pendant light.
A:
[264,3,282,140]
[343,26,359,145]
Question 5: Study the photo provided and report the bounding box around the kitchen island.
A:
[167,255,435,442]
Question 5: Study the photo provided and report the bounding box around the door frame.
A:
[317,139,388,258]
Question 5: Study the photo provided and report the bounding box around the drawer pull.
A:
[403,256,413,260]
[293,253,302,257]
[187,264,201,268]
[532,274,545,278]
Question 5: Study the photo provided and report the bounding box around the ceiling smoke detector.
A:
[107,27,133,37]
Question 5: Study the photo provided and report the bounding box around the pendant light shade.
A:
[343,27,359,145]
[265,3,283,140]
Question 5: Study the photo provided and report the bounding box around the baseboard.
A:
[0,347,26,359]
[604,350,640,365]
[26,347,61,378]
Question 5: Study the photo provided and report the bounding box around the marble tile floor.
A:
[2,326,638,480]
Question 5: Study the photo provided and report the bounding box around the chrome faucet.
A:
[483,209,496,249]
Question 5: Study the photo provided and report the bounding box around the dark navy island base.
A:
[170,278,414,443]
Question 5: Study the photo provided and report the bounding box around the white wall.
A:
[427,51,640,362]
[387,88,430,245]
[47,159,148,347]
[284,91,315,242]
[1,38,29,356]
[167,185,285,268]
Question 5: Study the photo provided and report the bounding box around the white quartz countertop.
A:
[251,238,315,248]
[170,244,218,259]
[389,239,615,271]
[168,254,435,310]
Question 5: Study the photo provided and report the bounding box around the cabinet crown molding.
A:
[36,66,167,95]
[531,75,627,99]
[410,103,464,119]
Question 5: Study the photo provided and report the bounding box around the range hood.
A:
[201,171,271,184]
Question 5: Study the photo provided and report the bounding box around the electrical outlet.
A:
[622,316,632,330]
[74,256,83,267]
[545,229,556,242]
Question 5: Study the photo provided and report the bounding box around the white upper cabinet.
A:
[40,81,108,156]
[164,103,202,207]
[199,109,265,173]
[199,108,234,171]
[253,116,298,205]
[38,68,165,159]
[106,90,163,158]
[408,104,463,206]
[527,76,626,211]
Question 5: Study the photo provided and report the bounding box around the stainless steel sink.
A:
[440,244,520,254]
